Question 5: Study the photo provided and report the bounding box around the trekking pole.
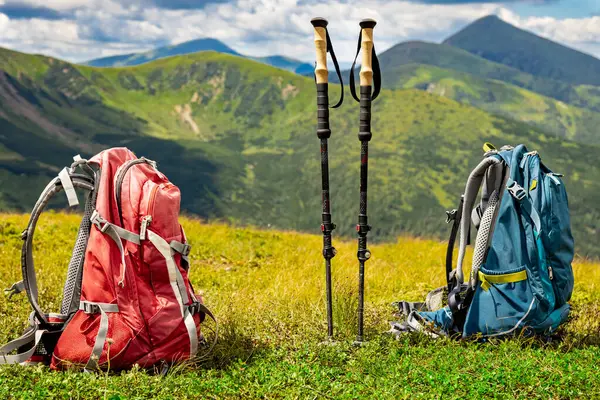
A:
[349,18,381,343]
[310,17,344,339]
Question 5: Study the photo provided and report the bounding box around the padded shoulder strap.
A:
[22,170,96,326]
[454,156,505,287]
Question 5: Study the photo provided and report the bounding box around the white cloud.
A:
[0,0,599,63]
[0,16,79,42]
[497,8,600,58]
[133,0,504,62]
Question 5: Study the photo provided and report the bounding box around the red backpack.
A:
[0,148,215,370]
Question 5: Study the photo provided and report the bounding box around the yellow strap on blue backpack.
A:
[483,142,497,153]
[478,270,528,291]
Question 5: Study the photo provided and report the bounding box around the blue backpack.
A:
[392,144,574,337]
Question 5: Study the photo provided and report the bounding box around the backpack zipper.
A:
[115,158,156,227]
[140,215,152,240]
[141,182,167,235]
[148,184,161,218]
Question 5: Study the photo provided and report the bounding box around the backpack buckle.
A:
[445,209,457,224]
[4,280,25,299]
[188,302,207,323]
[180,244,191,257]
[90,210,110,232]
[188,302,200,314]
[507,182,527,201]
[80,302,100,314]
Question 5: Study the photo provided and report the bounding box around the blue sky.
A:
[0,0,598,63]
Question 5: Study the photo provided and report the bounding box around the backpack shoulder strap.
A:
[447,154,507,325]
[453,155,506,288]
[21,164,97,326]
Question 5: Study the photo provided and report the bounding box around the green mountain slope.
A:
[444,15,600,86]
[0,47,599,256]
[382,63,600,144]
[377,41,600,113]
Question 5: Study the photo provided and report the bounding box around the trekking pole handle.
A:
[359,19,376,87]
[311,17,331,139]
[311,17,329,84]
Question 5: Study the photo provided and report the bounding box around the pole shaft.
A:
[325,258,333,336]
[356,81,373,343]
[320,136,335,338]
[355,18,377,343]
[312,17,336,338]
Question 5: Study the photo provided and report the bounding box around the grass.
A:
[0,213,599,399]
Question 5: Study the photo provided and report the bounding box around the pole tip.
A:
[359,18,377,29]
[311,17,328,28]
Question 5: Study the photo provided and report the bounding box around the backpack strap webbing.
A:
[445,196,464,291]
[146,229,199,355]
[22,171,96,326]
[0,325,47,365]
[78,301,119,371]
[0,312,66,365]
[89,211,140,288]
[189,302,219,361]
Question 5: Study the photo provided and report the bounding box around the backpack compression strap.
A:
[0,324,48,364]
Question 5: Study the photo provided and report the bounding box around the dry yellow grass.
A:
[0,213,599,398]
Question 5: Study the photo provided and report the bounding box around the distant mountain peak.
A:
[443,14,600,86]
[476,14,502,22]
[85,38,238,67]
[84,37,312,75]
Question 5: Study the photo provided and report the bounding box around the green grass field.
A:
[0,213,599,399]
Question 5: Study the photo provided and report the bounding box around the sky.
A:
[0,0,598,64]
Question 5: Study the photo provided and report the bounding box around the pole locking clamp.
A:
[321,222,336,233]
[356,224,371,235]
[357,249,371,261]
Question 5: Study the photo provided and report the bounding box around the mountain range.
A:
[1,14,599,256]
[85,38,314,75]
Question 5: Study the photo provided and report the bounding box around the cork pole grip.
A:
[359,19,376,87]
[311,17,329,84]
